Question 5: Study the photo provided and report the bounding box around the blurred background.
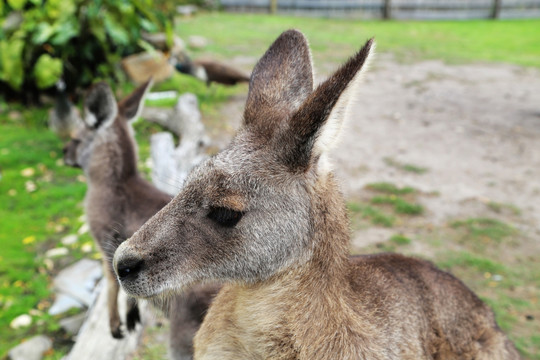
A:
[0,1,539,359]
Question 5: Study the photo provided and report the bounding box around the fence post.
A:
[491,0,502,18]
[270,0,278,14]
[383,0,392,19]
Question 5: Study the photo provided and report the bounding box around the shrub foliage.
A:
[0,0,171,103]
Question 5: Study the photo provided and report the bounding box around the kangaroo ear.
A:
[278,38,375,173]
[118,78,153,123]
[243,30,314,133]
[83,82,118,129]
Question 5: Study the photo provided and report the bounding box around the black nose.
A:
[116,257,144,280]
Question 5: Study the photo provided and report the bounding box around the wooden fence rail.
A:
[220,0,540,19]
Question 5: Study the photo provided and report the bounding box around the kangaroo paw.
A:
[111,325,124,339]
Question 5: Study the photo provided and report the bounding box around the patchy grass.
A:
[390,234,412,245]
[436,250,540,359]
[451,218,516,243]
[383,157,428,174]
[348,201,396,227]
[486,201,522,216]
[371,195,424,215]
[366,182,416,195]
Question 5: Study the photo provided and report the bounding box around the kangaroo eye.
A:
[208,207,244,228]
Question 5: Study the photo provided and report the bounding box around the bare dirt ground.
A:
[134,55,540,359]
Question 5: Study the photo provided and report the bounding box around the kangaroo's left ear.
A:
[278,38,375,173]
[118,78,153,123]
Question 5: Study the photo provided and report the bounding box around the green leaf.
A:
[50,19,79,46]
[45,0,74,19]
[0,39,25,90]
[7,0,27,11]
[33,54,63,89]
[137,39,157,55]
[104,13,130,46]
[31,23,55,45]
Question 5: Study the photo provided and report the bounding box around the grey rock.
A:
[48,293,84,316]
[53,259,102,307]
[151,132,181,195]
[188,35,208,49]
[66,280,147,360]
[8,335,52,360]
[149,93,209,195]
[177,5,198,16]
[59,312,87,335]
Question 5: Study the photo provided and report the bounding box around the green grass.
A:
[437,250,508,274]
[177,13,540,68]
[0,122,89,356]
[371,195,424,215]
[151,72,246,115]
[390,234,412,245]
[366,182,416,195]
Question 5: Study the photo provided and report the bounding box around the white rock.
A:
[81,243,93,253]
[10,314,32,329]
[45,247,69,258]
[61,234,78,246]
[77,223,90,235]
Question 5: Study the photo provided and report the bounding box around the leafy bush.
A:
[0,0,172,103]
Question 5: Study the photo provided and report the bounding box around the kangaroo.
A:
[63,80,219,359]
[113,30,519,359]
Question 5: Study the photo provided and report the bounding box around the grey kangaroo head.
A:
[114,30,374,298]
[63,80,151,173]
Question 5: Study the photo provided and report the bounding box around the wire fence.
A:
[219,0,540,19]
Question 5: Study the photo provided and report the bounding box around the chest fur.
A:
[193,282,399,360]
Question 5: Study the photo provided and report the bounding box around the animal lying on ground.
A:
[173,56,250,86]
[63,81,219,358]
[114,30,520,359]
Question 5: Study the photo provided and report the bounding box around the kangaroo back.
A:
[114,31,519,359]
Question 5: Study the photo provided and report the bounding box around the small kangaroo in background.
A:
[63,81,219,359]
[114,31,519,359]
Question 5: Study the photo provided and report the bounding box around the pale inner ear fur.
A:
[314,43,376,175]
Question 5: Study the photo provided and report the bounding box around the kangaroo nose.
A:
[116,256,144,280]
